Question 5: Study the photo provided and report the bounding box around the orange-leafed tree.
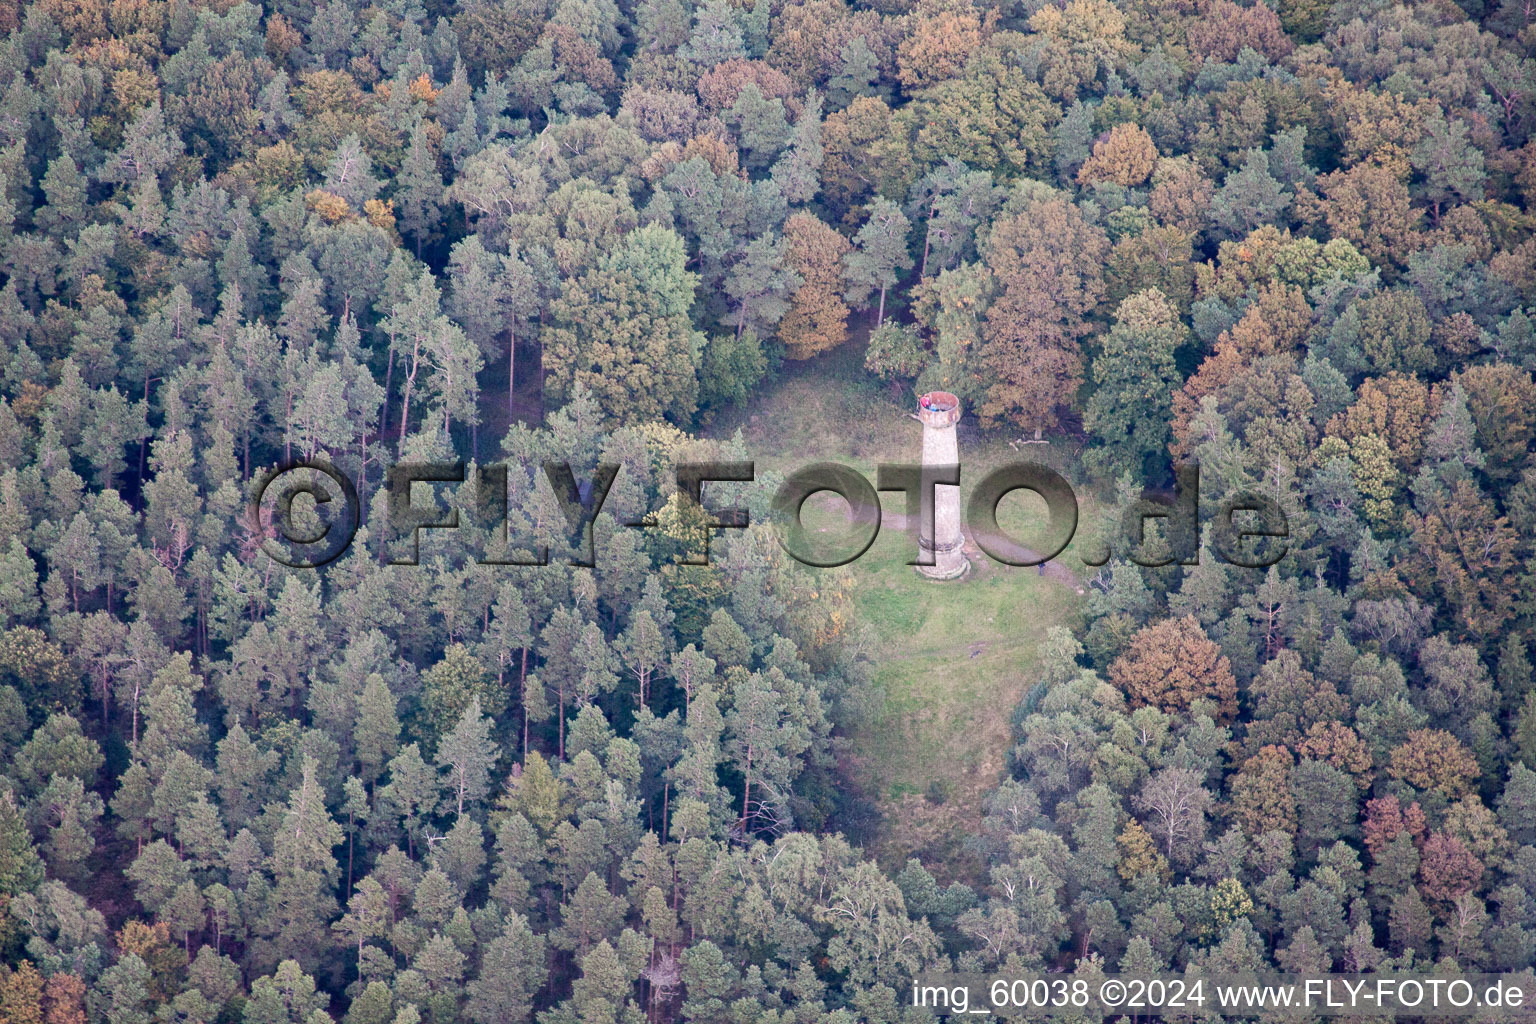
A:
[1107,615,1239,721]
[41,973,85,1024]
[780,213,853,360]
[1297,721,1373,787]
[0,961,43,1024]
[896,0,988,90]
[975,199,1108,436]
[1418,831,1483,905]
[1297,163,1423,268]
[1077,123,1158,187]
[1363,795,1428,858]
[1186,0,1291,63]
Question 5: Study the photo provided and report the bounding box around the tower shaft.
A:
[916,392,968,581]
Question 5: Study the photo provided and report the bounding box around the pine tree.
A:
[466,913,547,1024]
[724,232,800,340]
[0,538,38,628]
[105,101,178,184]
[1211,148,1290,238]
[842,198,912,326]
[616,610,665,707]
[34,155,87,239]
[256,760,345,973]
[828,36,880,107]
[435,696,500,817]
[1410,113,1484,224]
[35,775,102,880]
[214,720,277,824]
[0,788,41,899]
[419,643,501,747]
[553,871,627,954]
[354,673,401,786]
[380,744,438,857]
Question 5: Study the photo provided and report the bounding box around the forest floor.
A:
[706,334,1093,881]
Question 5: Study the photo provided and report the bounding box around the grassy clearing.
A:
[706,341,1092,878]
[840,529,1084,875]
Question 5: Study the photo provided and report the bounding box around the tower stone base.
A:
[915,545,970,581]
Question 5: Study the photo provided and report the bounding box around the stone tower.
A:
[916,391,969,581]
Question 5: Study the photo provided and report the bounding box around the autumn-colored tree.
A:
[1388,729,1479,798]
[306,190,353,224]
[1324,374,1435,473]
[546,25,619,93]
[114,921,181,1002]
[1454,363,1536,483]
[1116,821,1171,882]
[0,961,42,1024]
[1297,722,1373,787]
[1107,616,1239,720]
[1195,226,1294,304]
[1223,281,1313,358]
[1186,0,1291,63]
[1325,83,1434,178]
[1298,164,1423,268]
[1024,0,1134,102]
[975,199,1108,436]
[40,973,84,1024]
[1362,795,1428,858]
[1404,480,1519,638]
[780,214,852,361]
[896,0,987,90]
[1229,744,1297,837]
[41,0,109,44]
[1077,123,1158,187]
[696,59,797,114]
[1418,831,1483,905]
[1246,651,1351,752]
[1168,282,1313,457]
[657,137,728,182]
[766,0,856,87]
[1149,157,1215,235]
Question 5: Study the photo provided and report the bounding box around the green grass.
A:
[705,339,1091,875]
[839,526,1083,873]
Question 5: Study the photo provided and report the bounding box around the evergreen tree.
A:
[1084,289,1185,478]
[435,696,500,817]
[842,198,912,326]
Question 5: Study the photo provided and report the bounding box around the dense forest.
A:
[0,0,1535,1015]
